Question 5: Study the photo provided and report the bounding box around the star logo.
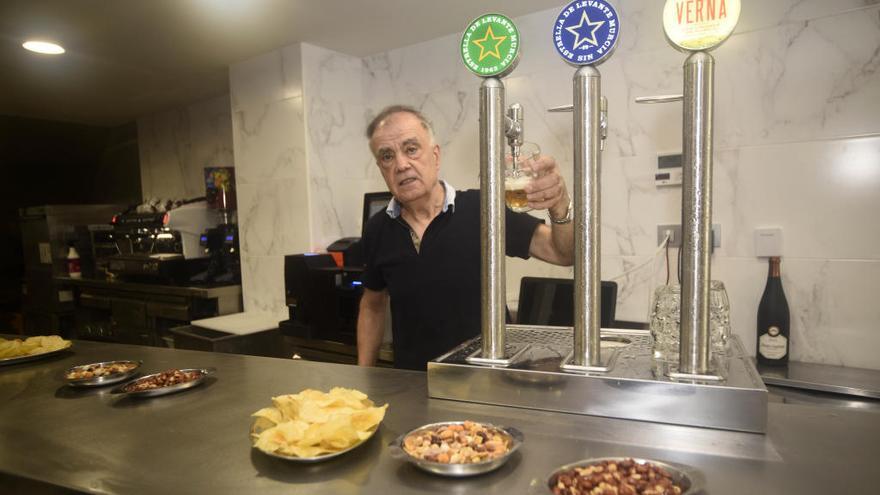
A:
[565,10,605,50]
[471,25,507,62]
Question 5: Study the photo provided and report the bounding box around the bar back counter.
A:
[1,339,878,494]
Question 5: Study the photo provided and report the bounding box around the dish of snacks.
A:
[547,457,699,495]
[390,421,523,477]
[116,368,212,397]
[0,335,71,365]
[64,360,140,387]
[403,420,510,464]
[250,387,388,462]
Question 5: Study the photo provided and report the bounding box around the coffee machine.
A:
[193,167,241,285]
[194,223,240,284]
[106,199,220,284]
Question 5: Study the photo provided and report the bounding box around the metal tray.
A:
[0,342,72,366]
[113,368,214,398]
[389,421,523,477]
[250,421,381,463]
[64,360,142,387]
[541,457,704,494]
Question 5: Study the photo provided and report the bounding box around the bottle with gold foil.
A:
[756,257,790,366]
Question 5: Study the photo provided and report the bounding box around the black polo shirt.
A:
[361,189,542,371]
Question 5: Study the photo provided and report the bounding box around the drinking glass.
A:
[649,285,681,360]
[504,142,541,213]
[709,280,731,352]
[649,280,731,361]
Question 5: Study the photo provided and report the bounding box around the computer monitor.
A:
[516,277,618,328]
[362,192,393,237]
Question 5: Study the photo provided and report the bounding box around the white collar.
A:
[385,180,456,219]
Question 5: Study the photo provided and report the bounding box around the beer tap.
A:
[458,13,530,366]
[548,96,608,152]
[548,0,622,372]
[634,0,741,380]
[505,103,524,169]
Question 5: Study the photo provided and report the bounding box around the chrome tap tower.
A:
[455,13,531,366]
[678,50,716,377]
[549,15,616,372]
[429,1,767,433]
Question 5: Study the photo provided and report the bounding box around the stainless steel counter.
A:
[1,340,878,494]
[55,276,243,300]
[759,360,880,399]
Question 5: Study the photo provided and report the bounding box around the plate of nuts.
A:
[545,457,703,495]
[389,420,523,477]
[114,368,214,398]
[64,360,141,387]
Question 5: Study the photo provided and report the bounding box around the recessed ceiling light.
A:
[22,40,65,55]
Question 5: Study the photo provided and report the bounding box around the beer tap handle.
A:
[634,94,683,104]
[547,99,608,151]
[505,103,524,168]
[547,104,573,113]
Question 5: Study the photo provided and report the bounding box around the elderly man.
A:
[357,105,574,370]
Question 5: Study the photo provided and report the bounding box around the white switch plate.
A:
[657,224,721,248]
[754,227,783,257]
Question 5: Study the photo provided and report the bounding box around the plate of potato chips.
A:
[250,387,388,462]
[0,335,72,366]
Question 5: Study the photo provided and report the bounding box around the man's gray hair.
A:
[366,105,435,142]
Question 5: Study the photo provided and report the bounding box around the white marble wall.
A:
[301,44,388,247]
[137,95,235,200]
[230,0,880,369]
[230,45,311,319]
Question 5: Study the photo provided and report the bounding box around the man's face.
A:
[369,112,440,205]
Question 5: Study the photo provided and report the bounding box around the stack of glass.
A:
[649,280,730,361]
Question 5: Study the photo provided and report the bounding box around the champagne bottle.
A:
[756,257,790,366]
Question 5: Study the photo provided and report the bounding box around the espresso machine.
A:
[194,169,241,285]
[428,1,768,433]
[107,200,220,284]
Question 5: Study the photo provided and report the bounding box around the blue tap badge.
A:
[553,0,620,66]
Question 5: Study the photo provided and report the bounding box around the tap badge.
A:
[461,13,520,77]
[553,0,620,66]
[663,0,740,51]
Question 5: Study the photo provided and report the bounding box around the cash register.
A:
[277,192,392,359]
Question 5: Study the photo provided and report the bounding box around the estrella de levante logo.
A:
[461,13,520,77]
[553,0,620,66]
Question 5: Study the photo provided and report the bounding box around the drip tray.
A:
[427,325,768,433]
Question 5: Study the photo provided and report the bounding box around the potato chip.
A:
[350,407,387,433]
[250,388,388,459]
[251,407,284,431]
[0,335,70,359]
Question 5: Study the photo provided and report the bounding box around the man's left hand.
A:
[524,155,569,218]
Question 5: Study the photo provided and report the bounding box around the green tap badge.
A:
[461,13,520,77]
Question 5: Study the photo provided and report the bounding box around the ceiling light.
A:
[22,40,65,55]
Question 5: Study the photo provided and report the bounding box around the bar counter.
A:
[55,276,243,309]
[1,340,877,494]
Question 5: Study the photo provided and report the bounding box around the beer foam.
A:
[504,176,532,190]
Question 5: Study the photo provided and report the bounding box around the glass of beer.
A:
[504,142,541,213]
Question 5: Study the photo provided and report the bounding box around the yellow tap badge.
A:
[663,0,740,51]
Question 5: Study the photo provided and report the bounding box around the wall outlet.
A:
[657,224,721,248]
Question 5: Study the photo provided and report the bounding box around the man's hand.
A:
[524,154,575,266]
[524,155,570,219]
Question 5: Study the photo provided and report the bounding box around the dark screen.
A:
[517,277,617,328]
[362,192,393,237]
